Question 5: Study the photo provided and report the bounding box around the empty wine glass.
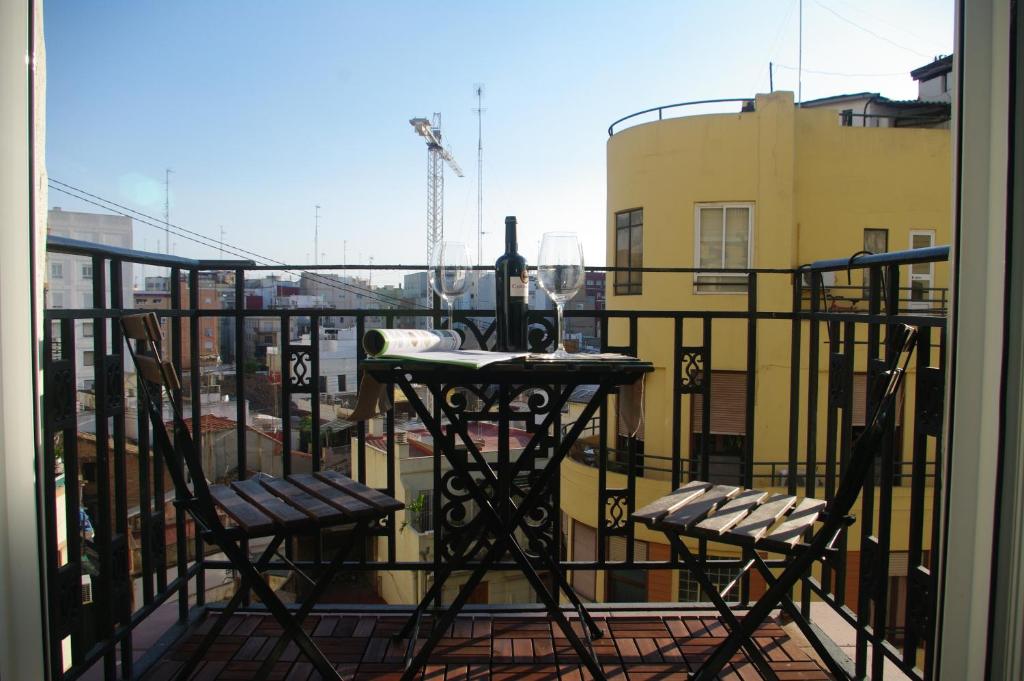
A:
[428,241,471,330]
[537,232,585,357]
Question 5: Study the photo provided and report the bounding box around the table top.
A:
[363,355,652,385]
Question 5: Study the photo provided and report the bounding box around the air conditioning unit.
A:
[801,271,836,288]
[81,575,93,605]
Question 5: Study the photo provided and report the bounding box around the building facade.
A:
[45,208,134,390]
[557,88,952,606]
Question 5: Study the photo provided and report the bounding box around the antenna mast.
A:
[473,84,486,268]
[314,205,320,265]
[164,168,173,254]
[798,0,803,105]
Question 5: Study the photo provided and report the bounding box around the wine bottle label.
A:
[510,273,528,299]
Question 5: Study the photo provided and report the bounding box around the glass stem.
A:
[447,301,455,331]
[556,302,565,353]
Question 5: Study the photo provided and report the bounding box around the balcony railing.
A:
[41,236,949,680]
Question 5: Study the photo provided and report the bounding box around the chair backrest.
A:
[121,312,222,525]
[827,324,917,517]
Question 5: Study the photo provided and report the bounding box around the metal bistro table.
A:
[363,355,652,681]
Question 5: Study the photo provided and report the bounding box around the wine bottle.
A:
[494,216,529,351]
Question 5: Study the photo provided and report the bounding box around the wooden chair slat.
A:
[724,494,798,546]
[209,484,276,536]
[135,354,165,384]
[231,478,312,531]
[659,485,739,531]
[316,471,404,513]
[288,473,377,519]
[632,480,712,527]
[693,489,769,537]
[757,498,827,553]
[260,478,350,525]
[122,313,162,342]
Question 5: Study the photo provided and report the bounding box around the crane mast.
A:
[410,113,463,266]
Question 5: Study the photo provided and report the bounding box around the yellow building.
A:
[559,90,951,607]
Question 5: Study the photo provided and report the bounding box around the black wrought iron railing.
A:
[40,235,948,681]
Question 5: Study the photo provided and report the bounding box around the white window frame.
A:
[50,261,63,279]
[693,202,754,294]
[908,229,935,309]
[81,264,92,279]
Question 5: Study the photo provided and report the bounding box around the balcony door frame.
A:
[0,0,48,679]
[938,0,1024,679]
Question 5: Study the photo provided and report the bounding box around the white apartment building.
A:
[46,208,133,390]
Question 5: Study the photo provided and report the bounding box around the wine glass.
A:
[537,232,585,357]
[428,241,471,330]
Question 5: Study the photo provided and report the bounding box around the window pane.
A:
[616,212,630,229]
[864,228,888,253]
[699,207,723,268]
[911,234,933,274]
[630,225,642,267]
[631,209,643,227]
[616,229,629,269]
[911,280,928,301]
[724,207,749,268]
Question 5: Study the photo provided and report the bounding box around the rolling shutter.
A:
[852,373,903,427]
[692,372,748,435]
[571,521,596,600]
[608,536,648,561]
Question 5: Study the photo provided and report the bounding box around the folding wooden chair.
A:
[632,324,917,681]
[121,312,403,681]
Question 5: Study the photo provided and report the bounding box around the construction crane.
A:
[410,113,463,266]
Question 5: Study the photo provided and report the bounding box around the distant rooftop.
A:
[911,54,953,81]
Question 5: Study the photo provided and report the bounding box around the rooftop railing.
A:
[41,237,949,680]
[607,98,754,136]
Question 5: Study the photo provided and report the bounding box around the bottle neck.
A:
[505,218,517,253]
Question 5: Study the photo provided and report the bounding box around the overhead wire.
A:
[48,179,428,310]
[813,1,933,59]
[49,182,412,310]
[773,64,909,77]
[48,179,422,309]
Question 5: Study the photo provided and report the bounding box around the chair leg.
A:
[399,534,608,681]
[666,534,780,681]
[751,555,853,681]
[252,521,370,681]
[209,529,344,681]
[684,528,842,681]
[174,536,284,681]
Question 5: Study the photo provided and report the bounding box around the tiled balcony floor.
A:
[142,609,833,680]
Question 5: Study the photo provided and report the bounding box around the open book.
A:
[362,329,530,368]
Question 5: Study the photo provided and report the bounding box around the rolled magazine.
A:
[362,328,530,368]
[362,329,461,357]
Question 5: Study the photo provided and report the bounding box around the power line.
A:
[47,179,427,310]
[48,179,415,308]
[814,1,933,59]
[774,63,909,77]
[826,0,948,56]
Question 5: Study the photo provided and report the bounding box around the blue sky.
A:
[44,1,953,281]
